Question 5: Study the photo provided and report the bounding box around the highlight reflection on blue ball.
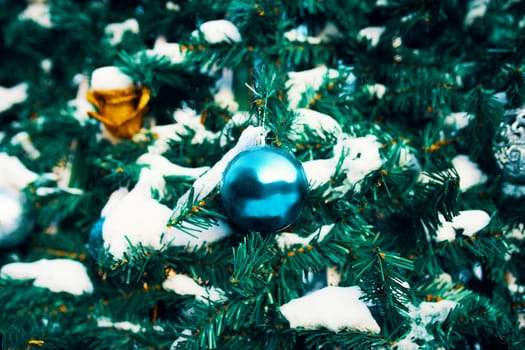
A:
[221,146,308,232]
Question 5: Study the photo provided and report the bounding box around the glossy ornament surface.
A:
[221,146,308,232]
[0,187,33,249]
[88,217,105,260]
[493,108,525,182]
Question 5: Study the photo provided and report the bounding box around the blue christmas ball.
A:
[221,146,308,232]
[88,217,105,260]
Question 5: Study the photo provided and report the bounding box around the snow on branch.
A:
[0,259,93,296]
[280,286,380,334]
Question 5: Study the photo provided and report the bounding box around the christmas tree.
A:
[1,0,524,349]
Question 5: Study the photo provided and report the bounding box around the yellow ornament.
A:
[86,86,151,139]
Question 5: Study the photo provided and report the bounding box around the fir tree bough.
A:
[0,0,524,349]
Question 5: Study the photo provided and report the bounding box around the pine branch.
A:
[167,188,228,235]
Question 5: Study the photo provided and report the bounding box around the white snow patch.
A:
[101,187,129,218]
[104,19,139,45]
[392,36,403,48]
[19,3,52,28]
[289,108,343,143]
[0,153,38,190]
[163,274,226,303]
[435,272,453,285]
[40,58,53,74]
[34,187,82,196]
[452,155,487,191]
[507,272,525,294]
[509,283,525,294]
[172,107,217,140]
[10,132,40,160]
[284,26,322,44]
[506,223,525,240]
[166,2,181,11]
[449,210,490,236]
[302,134,383,194]
[68,98,93,126]
[136,154,209,197]
[165,219,233,249]
[103,207,232,259]
[97,317,142,333]
[0,258,93,296]
[214,87,238,112]
[145,123,187,154]
[275,224,335,251]
[280,286,380,333]
[214,69,238,112]
[101,132,227,259]
[90,66,134,90]
[302,157,338,190]
[149,38,186,64]
[194,19,241,44]
[464,0,489,26]
[435,210,490,242]
[0,83,28,113]
[358,26,385,46]
[170,329,192,349]
[435,219,456,243]
[102,190,172,258]
[286,66,340,109]
[102,185,232,259]
[146,107,218,154]
[340,135,384,188]
[444,112,474,131]
[366,83,387,99]
[66,74,92,125]
[493,91,508,105]
[396,300,457,349]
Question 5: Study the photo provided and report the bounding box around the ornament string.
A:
[256,103,266,146]
[244,78,268,146]
[248,87,266,146]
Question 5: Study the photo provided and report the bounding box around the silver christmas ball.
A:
[0,187,33,248]
[493,108,525,182]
